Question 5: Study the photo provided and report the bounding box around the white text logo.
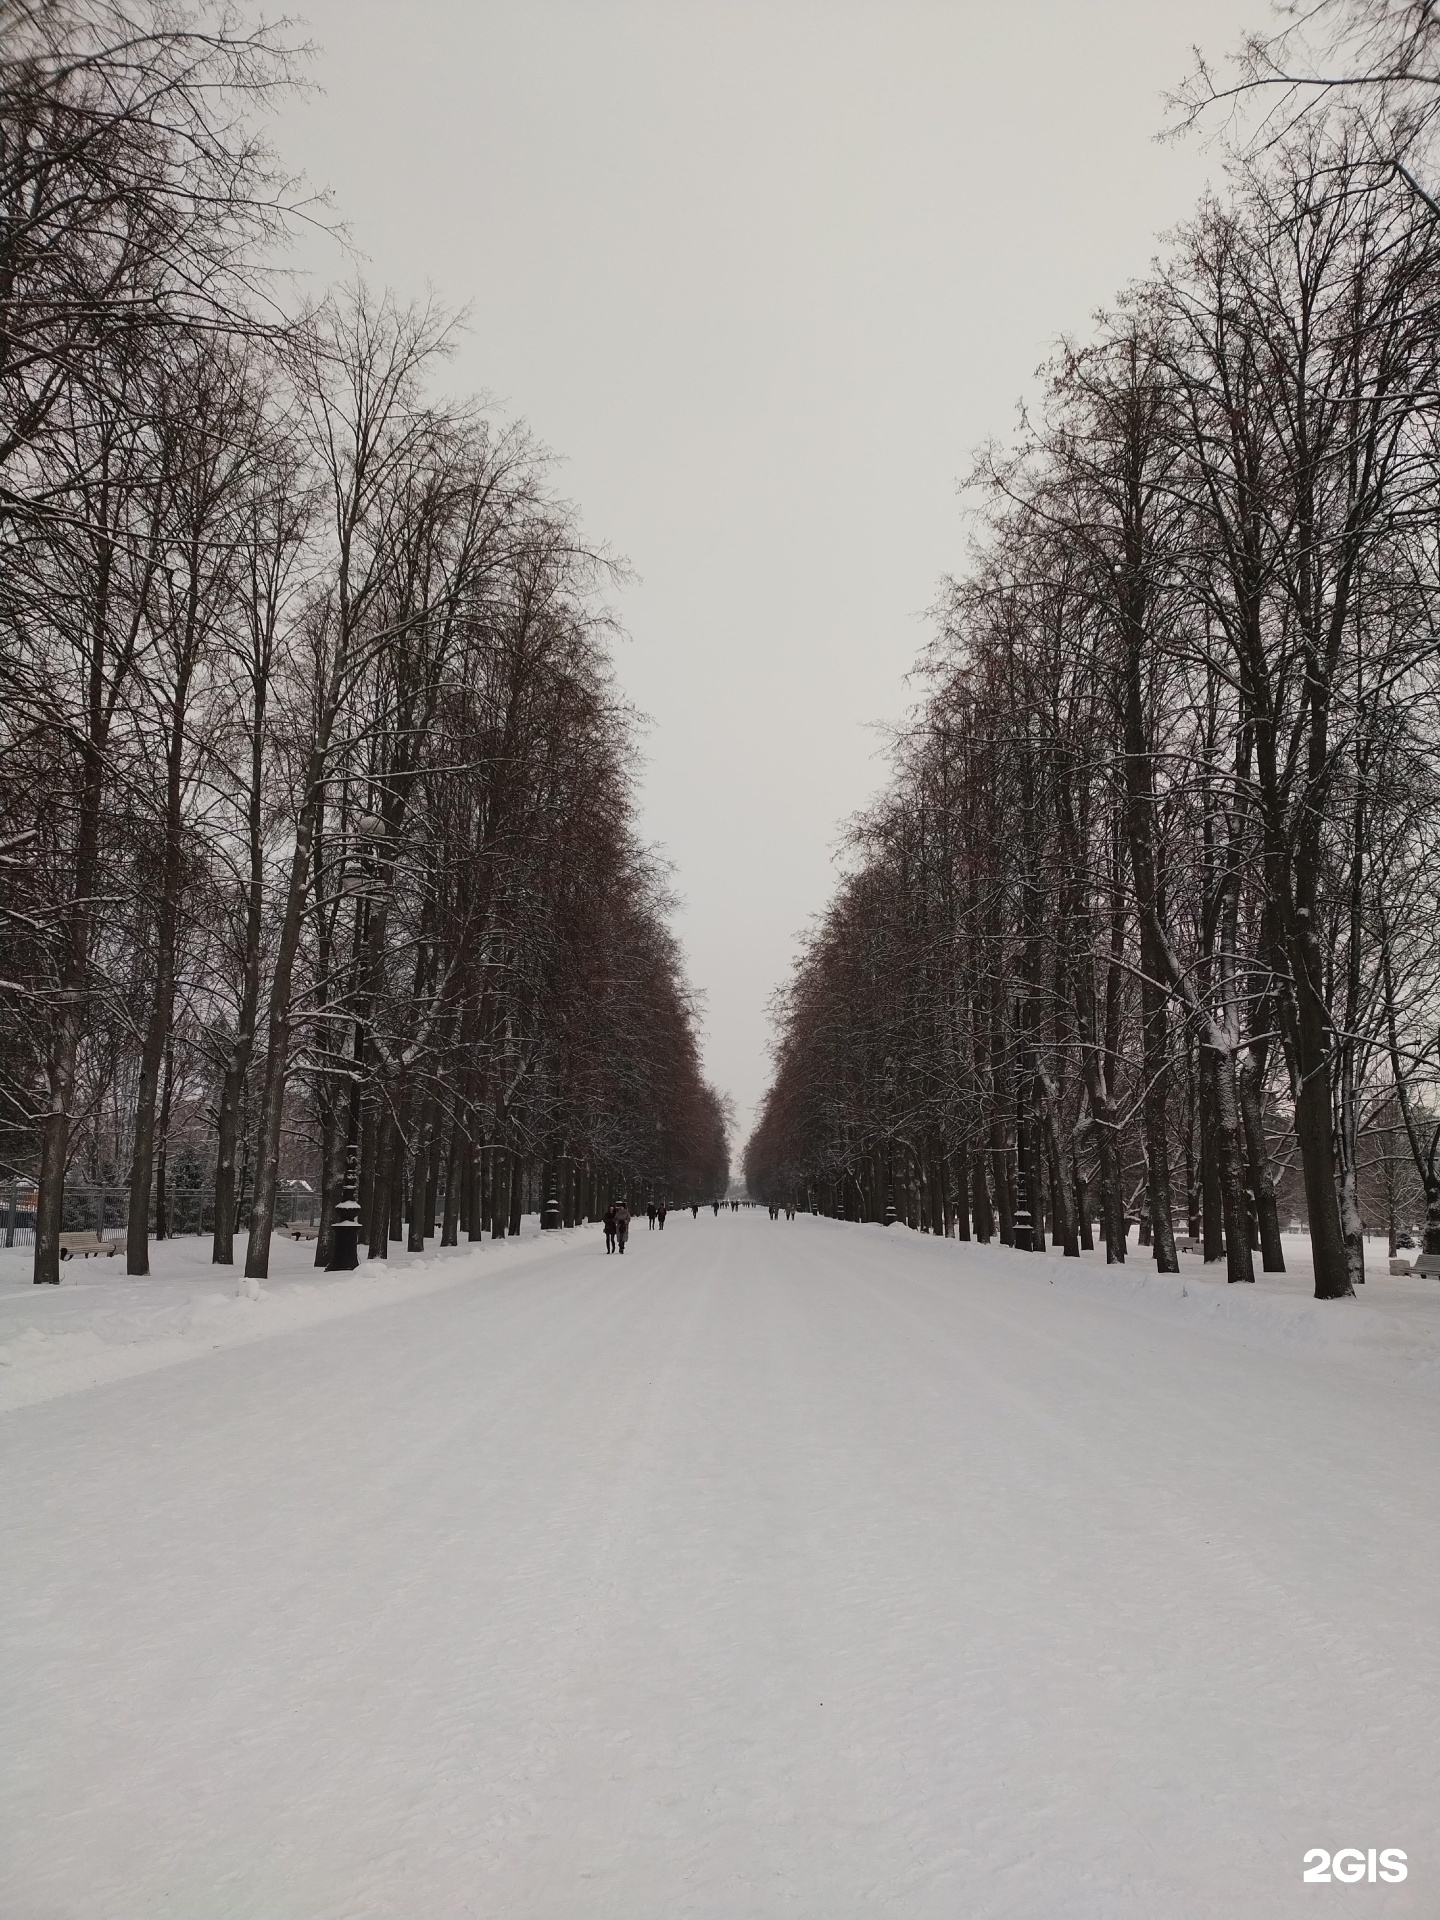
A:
[1303,1849,1406,1884]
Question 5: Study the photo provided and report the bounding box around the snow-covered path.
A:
[3,1213,1435,1918]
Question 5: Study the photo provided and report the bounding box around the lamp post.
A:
[327,1133,361,1271]
[541,1167,561,1230]
[326,1035,364,1274]
[1012,1122,1033,1251]
[1012,1170,1033,1252]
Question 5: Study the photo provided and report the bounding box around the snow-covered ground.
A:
[0,1221,560,1414]
[2,1213,1435,1917]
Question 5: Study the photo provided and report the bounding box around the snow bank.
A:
[865,1222,1440,1377]
[0,1221,586,1413]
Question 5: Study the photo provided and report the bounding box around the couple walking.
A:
[603,1201,631,1254]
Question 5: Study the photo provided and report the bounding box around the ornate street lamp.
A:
[327,1135,361,1271]
[1013,1147,1033,1252]
[541,1167,561,1230]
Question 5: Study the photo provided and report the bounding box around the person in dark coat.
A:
[614,1201,631,1253]
[657,1202,668,1230]
[603,1203,617,1254]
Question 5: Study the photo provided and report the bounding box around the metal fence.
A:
[1,1183,318,1251]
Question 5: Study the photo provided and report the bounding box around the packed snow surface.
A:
[2,1214,1435,1917]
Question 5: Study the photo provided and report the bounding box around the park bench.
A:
[58,1231,115,1260]
[284,1222,319,1241]
[1389,1257,1413,1275]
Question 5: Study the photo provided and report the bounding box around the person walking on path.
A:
[646,1202,657,1230]
[614,1201,631,1253]
[657,1202,668,1230]
[603,1203,617,1255]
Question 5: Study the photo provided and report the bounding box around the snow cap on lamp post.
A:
[328,1193,361,1270]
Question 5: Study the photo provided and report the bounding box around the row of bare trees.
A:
[1,3,729,1285]
[747,90,1440,1298]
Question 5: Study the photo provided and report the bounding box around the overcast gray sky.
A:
[271,0,1258,1148]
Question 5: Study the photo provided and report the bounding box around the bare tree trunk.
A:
[1026,1107,1047,1253]
[476,1121,495,1244]
[35,735,108,1282]
[1095,1107,1125,1264]
[970,1144,993,1242]
[126,914,178,1274]
[1040,1074,1079,1257]
[1286,967,1351,1296]
[408,1093,435,1251]
[33,425,155,1281]
[1337,1045,1366,1288]
[1238,1030,1285,1272]
[441,1113,461,1246]
[1139,975,1178,1271]
[989,1124,1014,1244]
[315,1087,342,1268]
[423,1101,441,1237]
[388,1116,405,1242]
[367,1099,393,1261]
[154,1041,174,1241]
[243,730,329,1281]
[1204,1042,1255,1283]
[496,1151,511,1235]
[1072,1138,1094,1252]
[1200,1056,1224,1264]
[1116,645,1179,1271]
[508,1153,524,1235]
[953,1148,971,1239]
[212,826,263,1264]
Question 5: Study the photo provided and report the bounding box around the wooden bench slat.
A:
[58,1232,115,1258]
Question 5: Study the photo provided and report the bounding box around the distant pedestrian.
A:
[647,1202,657,1230]
[691,1203,698,1218]
[615,1200,631,1253]
[603,1203,617,1254]
[712,1201,720,1216]
[657,1202,668,1230]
